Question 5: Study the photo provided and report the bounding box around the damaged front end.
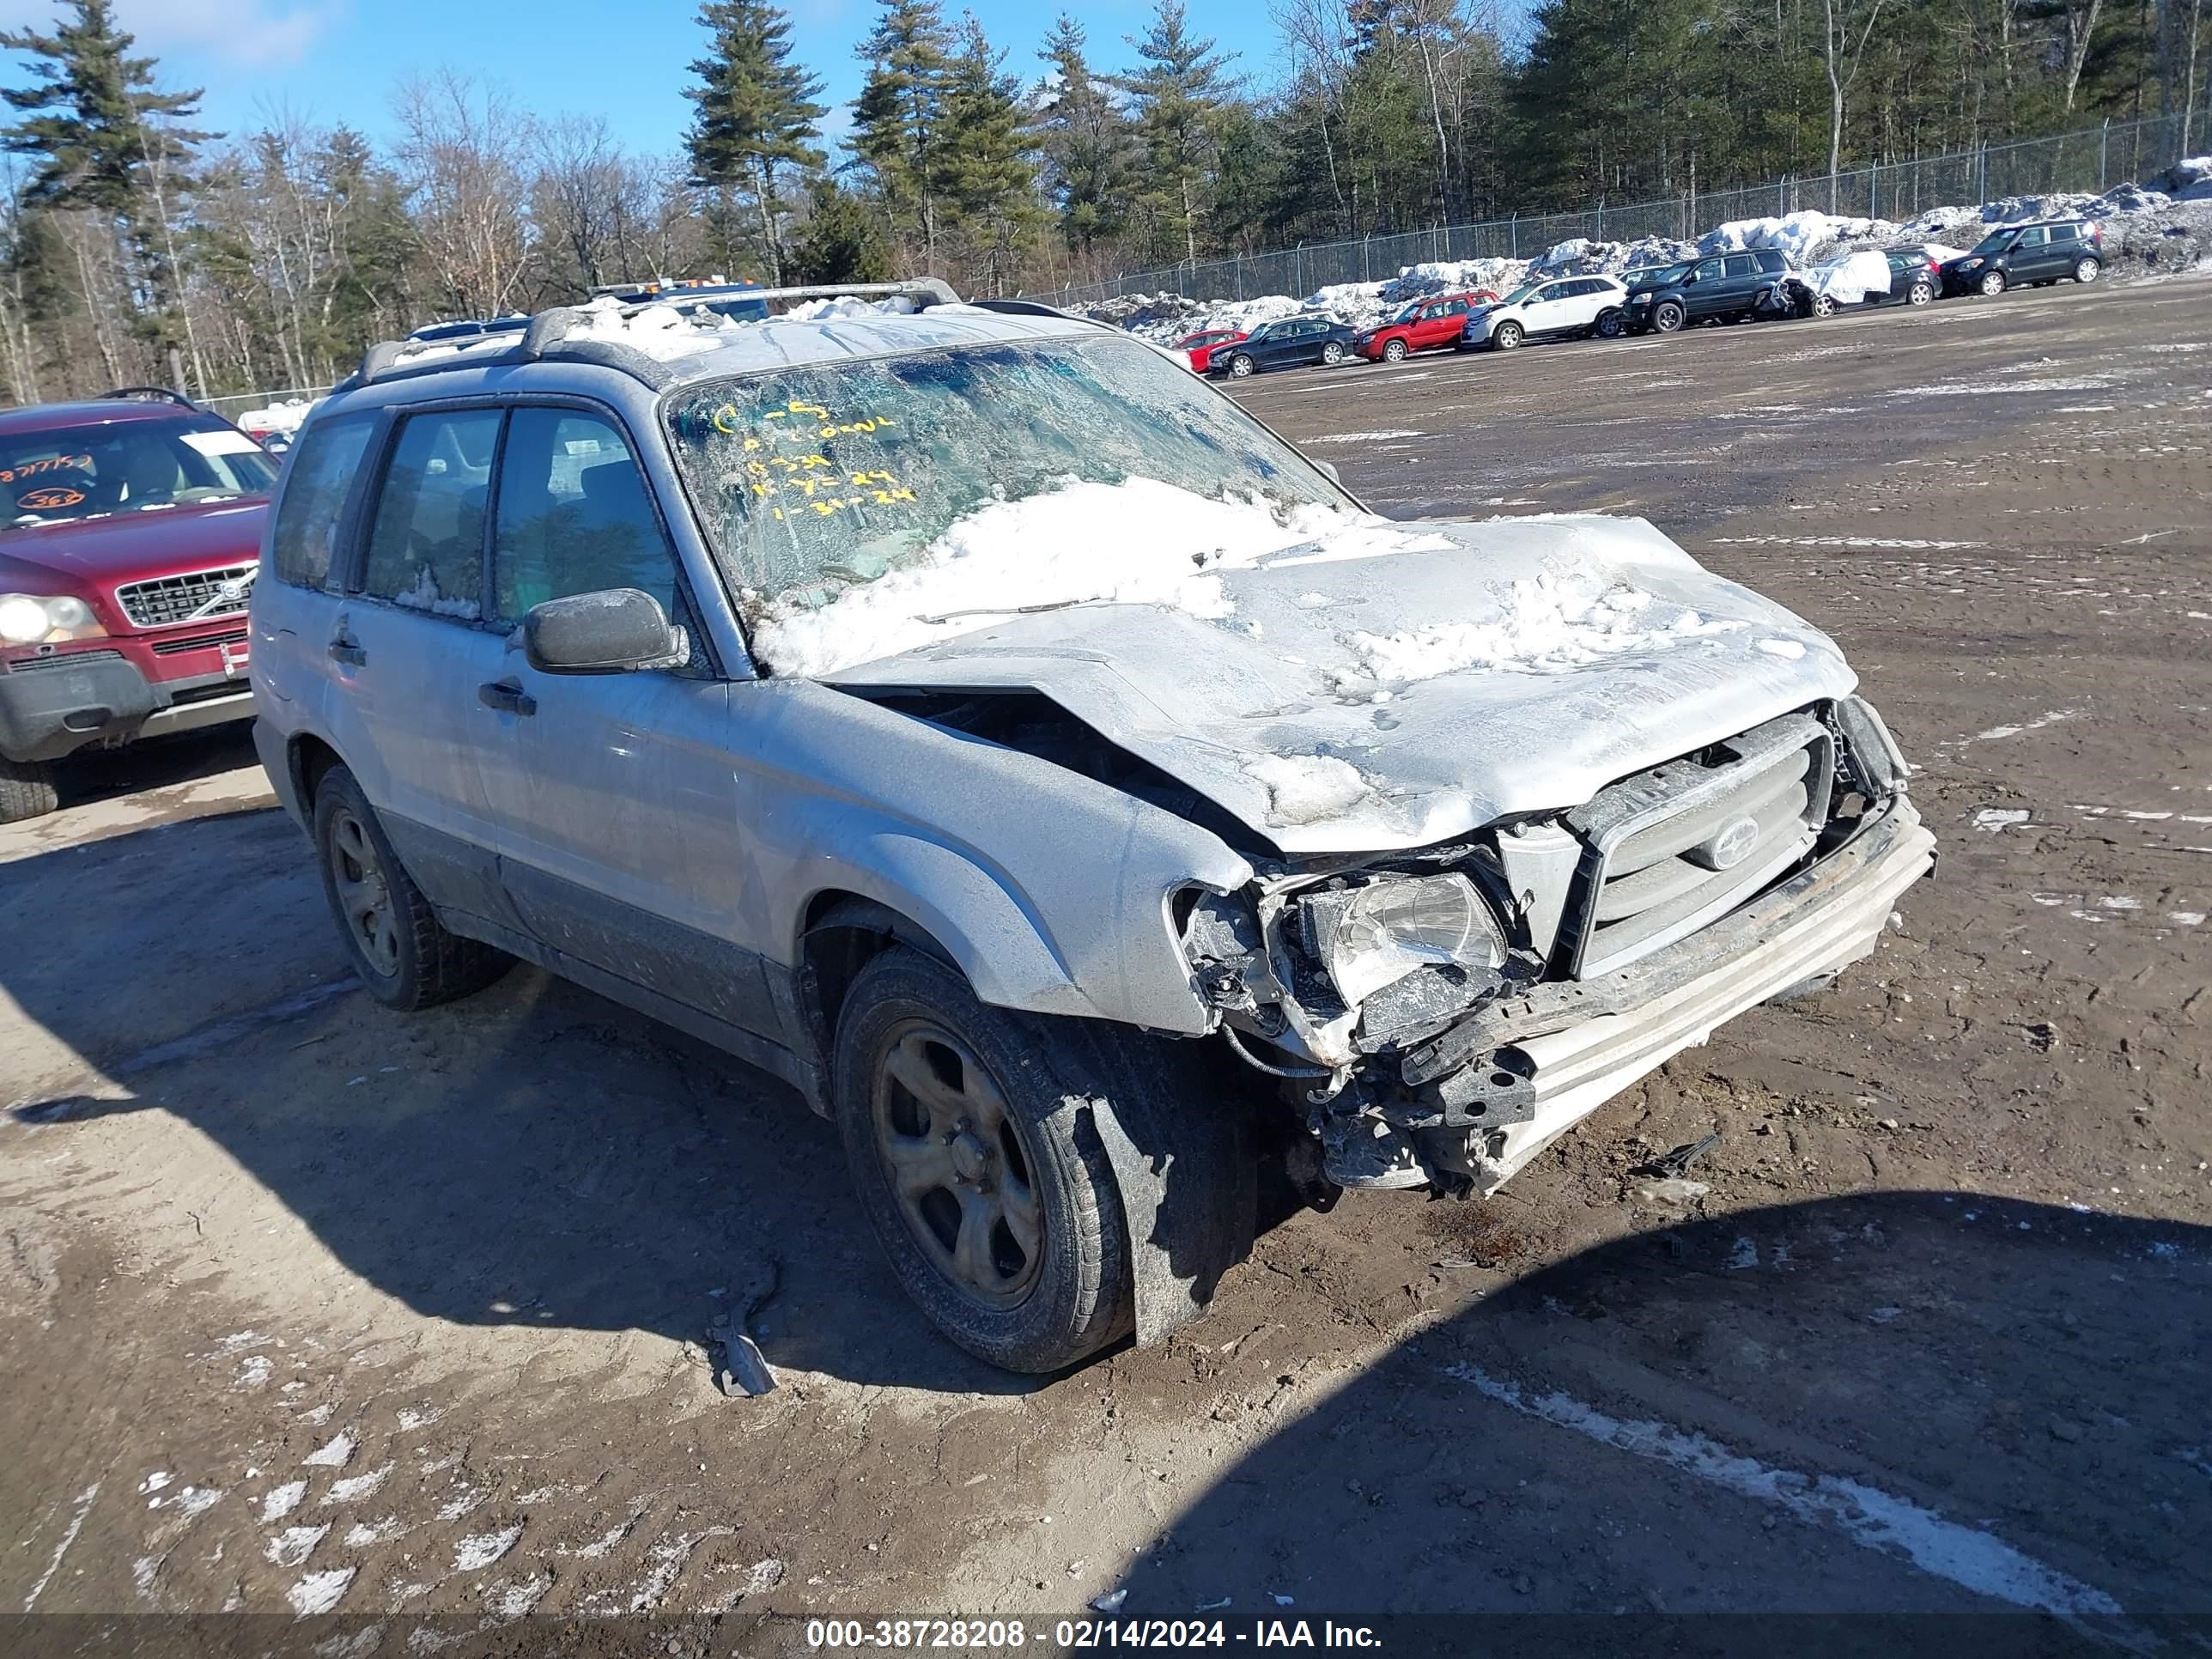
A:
[1182,697,1933,1199]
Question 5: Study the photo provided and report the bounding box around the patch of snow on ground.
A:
[301,1431,356,1468]
[266,1524,331,1567]
[287,1567,356,1619]
[1892,378,2118,397]
[261,1480,308,1522]
[1975,809,2031,832]
[1243,754,1375,825]
[455,1525,524,1571]
[748,477,1438,678]
[1303,429,1423,443]
[1341,574,1746,686]
[324,1464,392,1504]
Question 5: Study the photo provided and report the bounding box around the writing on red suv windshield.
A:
[0,422,276,527]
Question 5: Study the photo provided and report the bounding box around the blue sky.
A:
[0,0,1388,161]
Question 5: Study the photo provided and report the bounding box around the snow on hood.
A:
[818,506,1855,854]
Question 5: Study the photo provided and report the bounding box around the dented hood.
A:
[823,514,1856,854]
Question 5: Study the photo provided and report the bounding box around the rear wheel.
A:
[0,754,58,824]
[1320,341,1346,366]
[1907,280,1935,305]
[1651,300,1686,334]
[313,765,512,1011]
[833,946,1144,1372]
[1227,353,1255,379]
[1492,320,1524,350]
[1809,293,1839,318]
[2073,256,2101,283]
[1382,337,1408,362]
[1978,269,2006,297]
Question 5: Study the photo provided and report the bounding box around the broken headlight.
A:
[1301,873,1506,1006]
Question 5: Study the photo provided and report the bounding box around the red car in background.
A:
[1175,327,1249,374]
[1353,291,1498,362]
[0,389,276,822]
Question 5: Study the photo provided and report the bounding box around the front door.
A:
[2009,226,2051,280]
[473,402,779,1038]
[1682,257,1728,319]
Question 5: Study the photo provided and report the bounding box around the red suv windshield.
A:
[1,420,276,530]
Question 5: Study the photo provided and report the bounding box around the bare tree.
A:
[1821,0,1891,189]
[392,71,532,320]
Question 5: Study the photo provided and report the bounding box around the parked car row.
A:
[1180,216,2106,378]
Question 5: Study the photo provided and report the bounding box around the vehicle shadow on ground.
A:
[1108,1189,2211,1620]
[47,721,258,809]
[0,810,1046,1397]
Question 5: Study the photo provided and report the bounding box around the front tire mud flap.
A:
[1079,1062,1257,1347]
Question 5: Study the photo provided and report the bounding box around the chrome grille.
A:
[1559,713,1834,979]
[115,564,255,629]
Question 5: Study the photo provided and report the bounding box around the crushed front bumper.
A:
[1336,799,1935,1193]
[0,651,254,763]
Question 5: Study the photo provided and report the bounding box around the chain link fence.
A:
[1024,112,2198,309]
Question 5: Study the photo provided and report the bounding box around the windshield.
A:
[1,420,275,529]
[1498,283,1540,306]
[665,334,1352,624]
[1635,264,1689,286]
[1969,229,2017,256]
[1390,301,1426,323]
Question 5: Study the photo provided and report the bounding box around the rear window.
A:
[270,415,376,588]
[0,417,276,530]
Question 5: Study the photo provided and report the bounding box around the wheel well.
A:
[797,893,959,1062]
[289,734,343,813]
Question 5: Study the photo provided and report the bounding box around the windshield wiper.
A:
[916,599,1091,625]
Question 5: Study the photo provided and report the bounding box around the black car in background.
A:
[1878,247,1941,304]
[1940,219,2103,296]
[1210,314,1358,378]
[1624,247,1801,332]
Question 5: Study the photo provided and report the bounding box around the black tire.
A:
[1594,308,1626,339]
[1765,971,1838,1007]
[833,945,1158,1372]
[1978,269,2006,297]
[312,764,511,1011]
[1651,300,1686,333]
[0,754,58,824]
[1320,341,1346,366]
[2073,256,2101,284]
[1382,337,1408,362]
[1227,353,1255,379]
[1492,319,1523,350]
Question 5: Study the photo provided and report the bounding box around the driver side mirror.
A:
[520,588,686,674]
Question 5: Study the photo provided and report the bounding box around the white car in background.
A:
[1461,275,1631,350]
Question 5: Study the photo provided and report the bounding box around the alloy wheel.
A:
[328,805,400,978]
[1230,355,1253,378]
[870,1021,1044,1310]
[2075,258,2100,283]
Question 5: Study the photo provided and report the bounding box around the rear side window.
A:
[1754,251,1786,273]
[360,408,501,620]
[1724,254,1759,277]
[491,409,676,623]
[270,415,374,589]
[2050,223,2078,243]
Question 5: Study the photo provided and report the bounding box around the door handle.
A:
[328,636,366,666]
[478,678,536,717]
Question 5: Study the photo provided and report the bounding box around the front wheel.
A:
[1492,320,1524,350]
[1382,337,1408,362]
[1978,269,2006,297]
[313,765,511,1010]
[1319,341,1346,366]
[0,753,58,824]
[1593,308,1626,339]
[1227,354,1255,379]
[2073,256,2101,283]
[833,946,1140,1372]
[1809,293,1839,318]
[1650,301,1686,334]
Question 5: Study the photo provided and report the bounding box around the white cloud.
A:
[0,2,344,70]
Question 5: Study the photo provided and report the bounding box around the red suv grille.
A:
[115,564,256,629]
[150,625,250,657]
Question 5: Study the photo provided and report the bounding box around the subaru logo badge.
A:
[1707,816,1760,870]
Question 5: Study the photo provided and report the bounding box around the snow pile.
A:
[747,477,1439,678]
[1702,210,1881,263]
[1532,234,1698,276]
[781,295,919,321]
[1392,257,1518,294]
[2156,156,2212,201]
[1337,573,1746,688]
[238,397,317,436]
[1806,249,1898,305]
[562,295,750,362]
[1243,753,1374,825]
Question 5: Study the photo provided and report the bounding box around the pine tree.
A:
[1112,1,1237,266]
[935,17,1042,294]
[850,0,956,262]
[787,174,894,283]
[685,0,828,283]
[0,0,210,369]
[1035,15,1137,255]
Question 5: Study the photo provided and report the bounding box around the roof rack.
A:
[341,277,969,396]
[101,386,199,408]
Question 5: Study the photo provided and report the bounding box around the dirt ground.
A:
[2,274,2208,1653]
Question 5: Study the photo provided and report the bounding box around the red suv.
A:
[0,390,276,821]
[1354,291,1497,362]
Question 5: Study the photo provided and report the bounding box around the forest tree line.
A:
[0,0,2205,403]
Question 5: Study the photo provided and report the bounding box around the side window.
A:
[2050,223,2077,243]
[1724,253,1759,278]
[2017,227,2047,247]
[1445,299,1468,315]
[491,408,677,623]
[1755,251,1786,273]
[359,408,501,619]
[270,414,375,589]
[1692,257,1725,282]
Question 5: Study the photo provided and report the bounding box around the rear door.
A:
[326,403,514,922]
[475,401,776,1037]
[1722,253,1763,312]
[2041,222,2081,276]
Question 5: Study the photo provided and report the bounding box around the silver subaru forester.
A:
[251,281,1933,1372]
